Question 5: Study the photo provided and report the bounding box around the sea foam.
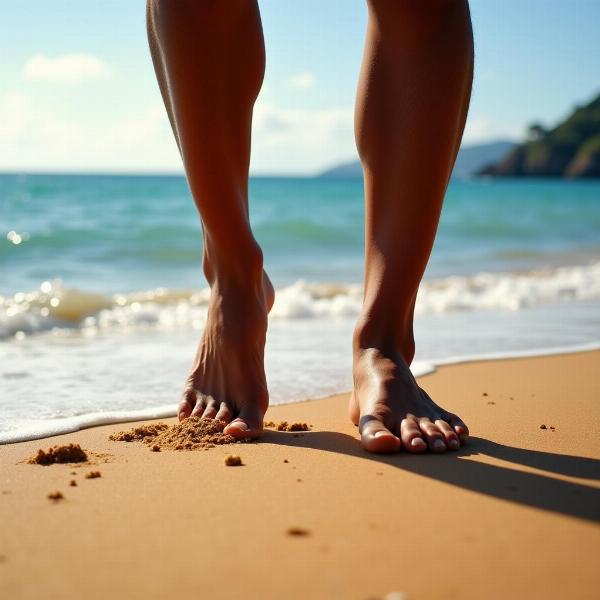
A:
[1,262,599,340]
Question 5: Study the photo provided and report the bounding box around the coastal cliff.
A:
[480,93,600,178]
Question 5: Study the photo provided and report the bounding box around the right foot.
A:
[350,345,469,454]
[178,266,274,440]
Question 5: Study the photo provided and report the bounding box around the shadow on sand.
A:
[262,430,600,523]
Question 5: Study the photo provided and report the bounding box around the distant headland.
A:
[479,92,600,178]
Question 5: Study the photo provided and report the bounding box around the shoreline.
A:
[2,350,600,599]
[2,340,599,445]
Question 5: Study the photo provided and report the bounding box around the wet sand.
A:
[1,351,599,600]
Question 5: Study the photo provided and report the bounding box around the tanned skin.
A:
[147,0,473,453]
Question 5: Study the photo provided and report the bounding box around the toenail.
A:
[231,422,248,431]
[374,431,392,438]
[432,439,446,451]
[411,438,426,448]
[449,439,459,450]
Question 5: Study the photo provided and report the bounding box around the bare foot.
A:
[350,346,469,454]
[178,268,274,440]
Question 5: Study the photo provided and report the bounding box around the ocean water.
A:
[1,174,600,442]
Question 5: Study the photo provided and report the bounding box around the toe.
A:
[418,418,447,453]
[190,397,207,418]
[358,416,401,453]
[435,419,460,450]
[224,407,264,440]
[201,402,218,420]
[400,416,427,453]
[202,403,217,419]
[178,389,197,421]
[449,413,469,443]
[214,403,233,423]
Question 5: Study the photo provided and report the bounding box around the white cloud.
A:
[463,116,522,143]
[23,53,111,85]
[287,71,316,90]
[0,88,356,174]
[0,90,180,172]
[251,100,355,173]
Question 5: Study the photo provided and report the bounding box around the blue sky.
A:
[1,0,598,174]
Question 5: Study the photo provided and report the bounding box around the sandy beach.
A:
[1,350,599,600]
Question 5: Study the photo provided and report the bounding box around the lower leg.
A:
[147,0,272,438]
[351,0,474,452]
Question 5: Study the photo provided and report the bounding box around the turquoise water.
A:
[1,174,599,442]
[2,174,600,294]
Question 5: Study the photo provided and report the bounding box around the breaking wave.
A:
[2,261,599,340]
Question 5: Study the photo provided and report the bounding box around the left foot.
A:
[350,345,469,454]
[178,264,274,441]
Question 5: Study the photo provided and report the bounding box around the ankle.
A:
[353,314,415,365]
[202,237,264,289]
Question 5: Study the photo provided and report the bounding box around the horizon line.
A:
[0,138,520,179]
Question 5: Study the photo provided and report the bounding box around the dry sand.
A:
[1,351,599,600]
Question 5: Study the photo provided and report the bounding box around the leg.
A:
[147,0,273,439]
[351,0,474,452]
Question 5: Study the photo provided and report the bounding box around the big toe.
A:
[359,416,401,453]
[224,408,264,440]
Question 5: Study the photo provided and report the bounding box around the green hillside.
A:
[480,92,600,178]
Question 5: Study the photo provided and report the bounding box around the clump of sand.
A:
[110,417,238,451]
[28,444,88,465]
[264,420,311,432]
[108,422,168,442]
[47,491,64,501]
[85,471,101,479]
[224,455,243,466]
[275,421,311,432]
